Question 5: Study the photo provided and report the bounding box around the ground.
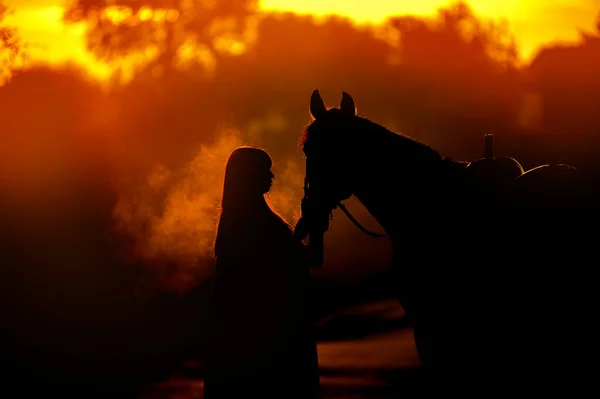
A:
[140,299,423,399]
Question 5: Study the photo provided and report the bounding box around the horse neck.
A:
[351,153,466,251]
[352,175,410,250]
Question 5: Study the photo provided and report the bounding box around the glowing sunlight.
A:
[2,0,598,83]
[261,0,600,59]
[4,3,113,80]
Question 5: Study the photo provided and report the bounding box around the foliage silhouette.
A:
[63,0,259,77]
[0,1,23,83]
[528,19,600,136]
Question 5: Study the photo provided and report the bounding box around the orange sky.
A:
[3,0,599,81]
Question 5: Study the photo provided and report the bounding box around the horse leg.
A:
[391,244,474,393]
[391,255,435,373]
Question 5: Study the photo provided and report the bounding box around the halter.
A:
[335,202,389,238]
[304,161,389,239]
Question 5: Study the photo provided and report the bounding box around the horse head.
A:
[301,89,360,217]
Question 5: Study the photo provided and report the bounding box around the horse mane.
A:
[300,109,447,165]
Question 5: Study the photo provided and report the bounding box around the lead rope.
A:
[335,202,389,238]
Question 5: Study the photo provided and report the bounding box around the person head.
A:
[220,147,275,214]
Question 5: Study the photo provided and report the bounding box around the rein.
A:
[335,202,389,238]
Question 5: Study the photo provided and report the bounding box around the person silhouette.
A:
[204,147,320,399]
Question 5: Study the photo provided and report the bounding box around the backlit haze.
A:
[2,0,600,294]
[5,0,600,80]
[3,1,600,393]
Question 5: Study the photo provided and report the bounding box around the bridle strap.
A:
[335,202,389,238]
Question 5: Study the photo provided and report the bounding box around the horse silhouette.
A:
[300,89,598,394]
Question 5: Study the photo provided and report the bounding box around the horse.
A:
[300,89,598,394]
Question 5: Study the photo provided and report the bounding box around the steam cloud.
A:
[111,127,305,292]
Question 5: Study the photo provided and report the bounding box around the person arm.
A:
[291,216,324,268]
[290,194,330,268]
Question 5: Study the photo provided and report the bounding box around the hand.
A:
[292,217,309,241]
[300,196,311,217]
[302,196,331,230]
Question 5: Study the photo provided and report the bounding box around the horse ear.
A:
[310,89,327,119]
[340,91,356,116]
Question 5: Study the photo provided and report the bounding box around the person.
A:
[204,147,320,399]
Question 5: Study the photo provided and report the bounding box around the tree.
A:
[63,0,260,77]
[388,1,518,74]
[527,11,600,136]
[383,2,522,158]
[0,1,22,84]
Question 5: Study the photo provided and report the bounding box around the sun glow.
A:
[2,0,599,84]
[261,0,600,60]
[4,5,113,80]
